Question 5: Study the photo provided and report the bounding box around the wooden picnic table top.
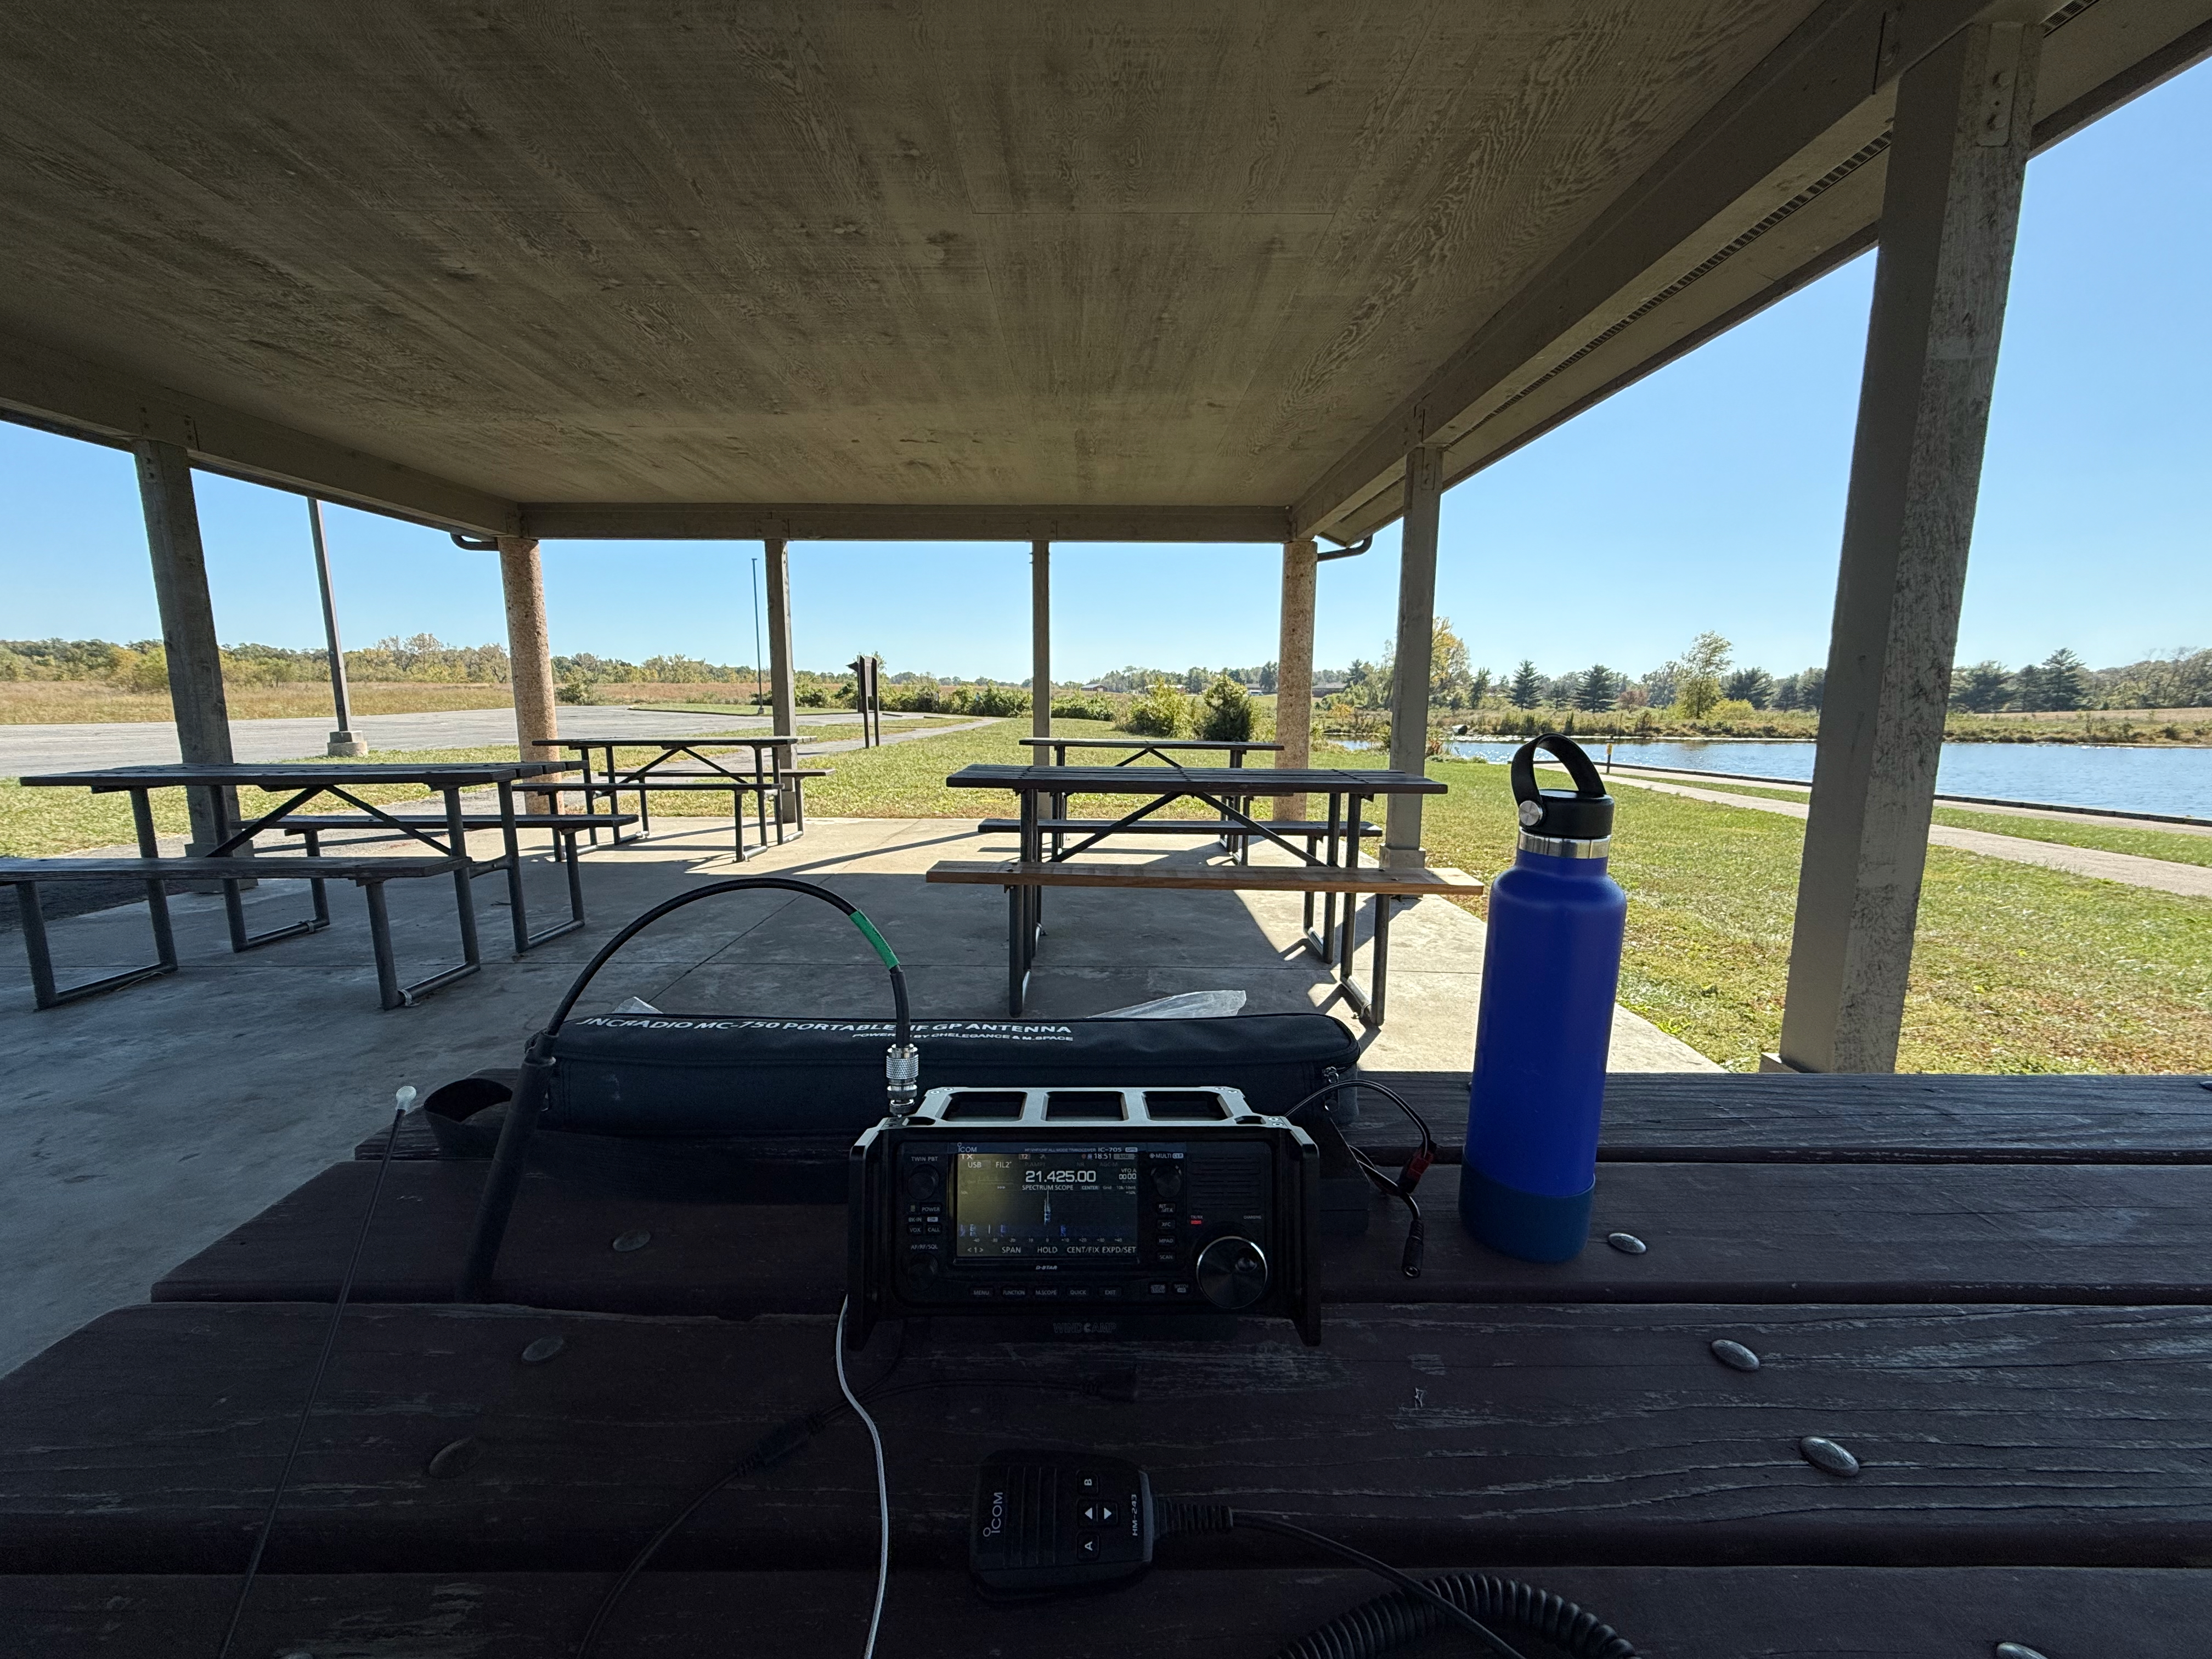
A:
[7,1069,2210,1654]
[947,764,1446,794]
[1017,736,1285,751]
[18,760,572,790]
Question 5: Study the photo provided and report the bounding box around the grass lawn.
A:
[1414,757,2212,1073]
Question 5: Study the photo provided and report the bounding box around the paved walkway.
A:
[0,704,950,774]
[1607,774,2212,899]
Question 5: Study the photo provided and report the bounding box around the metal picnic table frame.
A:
[1014,736,1283,859]
[947,763,1445,1022]
[16,760,582,971]
[558,736,810,859]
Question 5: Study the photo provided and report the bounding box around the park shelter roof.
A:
[0,1,2205,543]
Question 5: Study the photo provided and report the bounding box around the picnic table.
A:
[558,735,823,859]
[5,1069,2209,1655]
[14,761,581,980]
[936,764,1459,1024]
[1016,736,1284,856]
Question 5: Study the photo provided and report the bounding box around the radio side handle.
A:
[846,1124,885,1349]
[1291,1131,1322,1346]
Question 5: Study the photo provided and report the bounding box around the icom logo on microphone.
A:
[981,1487,1007,1540]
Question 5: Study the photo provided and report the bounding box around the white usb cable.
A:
[833,1297,890,1658]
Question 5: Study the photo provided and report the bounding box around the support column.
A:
[1382,448,1443,870]
[133,439,235,855]
[1778,19,2041,1074]
[1275,538,1317,821]
[765,538,799,816]
[498,537,559,763]
[1030,540,1051,740]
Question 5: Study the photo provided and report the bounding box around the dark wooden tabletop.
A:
[8,1069,2211,1655]
[947,764,1446,794]
[18,761,573,789]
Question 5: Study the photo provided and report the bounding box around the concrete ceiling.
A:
[0,0,2205,541]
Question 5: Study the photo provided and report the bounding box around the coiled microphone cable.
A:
[1153,1499,1637,1659]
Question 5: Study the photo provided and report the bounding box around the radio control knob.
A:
[1194,1236,1268,1310]
[905,1164,941,1200]
[1149,1163,1184,1200]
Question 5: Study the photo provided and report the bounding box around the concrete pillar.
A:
[765,537,798,815]
[498,537,559,763]
[765,538,798,732]
[133,438,236,855]
[1276,538,1317,821]
[1383,448,1443,869]
[1778,19,2041,1074]
[1030,539,1051,739]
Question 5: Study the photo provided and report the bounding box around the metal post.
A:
[1276,537,1317,825]
[133,438,239,860]
[308,500,366,757]
[1031,539,1052,740]
[1382,448,1443,870]
[765,538,798,820]
[499,536,560,765]
[1778,19,2041,1075]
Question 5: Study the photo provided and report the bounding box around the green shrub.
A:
[1051,693,1115,721]
[1122,679,1189,738]
[966,684,1030,718]
[556,676,599,705]
[1195,674,1254,742]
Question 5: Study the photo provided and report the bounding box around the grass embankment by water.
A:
[1413,757,2211,1074]
[1610,772,2212,868]
[4,719,2203,1073]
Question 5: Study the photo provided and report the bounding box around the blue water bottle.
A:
[1462,734,1626,1262]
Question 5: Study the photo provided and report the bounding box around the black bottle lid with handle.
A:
[1509,733,1615,840]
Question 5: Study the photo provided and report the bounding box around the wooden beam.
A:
[764,538,798,815]
[1029,540,1051,739]
[132,440,233,854]
[497,538,558,763]
[1382,449,1443,870]
[0,333,516,537]
[517,503,1290,544]
[1780,20,2042,1074]
[926,860,1480,895]
[1274,538,1317,821]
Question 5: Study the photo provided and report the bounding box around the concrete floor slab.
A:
[0,816,1712,1379]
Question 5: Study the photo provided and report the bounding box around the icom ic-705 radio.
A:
[847,1086,1320,1347]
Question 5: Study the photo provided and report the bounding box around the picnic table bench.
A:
[4,1069,2209,1655]
[14,761,583,985]
[940,764,1452,1025]
[556,736,830,859]
[0,853,472,1010]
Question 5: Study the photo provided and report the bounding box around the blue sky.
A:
[3,61,2204,685]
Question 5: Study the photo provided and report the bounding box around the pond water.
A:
[1430,738,2212,819]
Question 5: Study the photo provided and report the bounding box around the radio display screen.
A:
[953,1146,1143,1261]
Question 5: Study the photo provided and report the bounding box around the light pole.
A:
[308,499,366,756]
[751,556,765,717]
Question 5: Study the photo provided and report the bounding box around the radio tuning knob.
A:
[1150,1163,1184,1199]
[1194,1236,1269,1310]
[905,1164,941,1200]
